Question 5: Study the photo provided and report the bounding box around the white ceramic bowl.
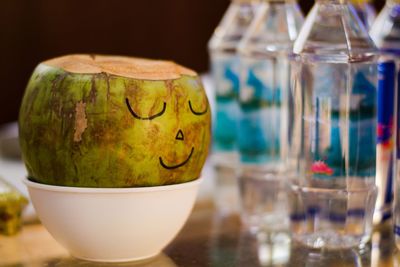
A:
[24,178,201,262]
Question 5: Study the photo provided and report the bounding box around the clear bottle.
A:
[370,0,400,249]
[209,0,258,165]
[208,0,258,215]
[290,0,378,249]
[236,0,303,233]
[350,0,376,30]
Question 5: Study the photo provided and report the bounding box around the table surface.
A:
[0,200,399,267]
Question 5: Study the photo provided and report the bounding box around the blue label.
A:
[224,65,240,96]
[398,70,400,158]
[211,56,241,152]
[238,60,282,163]
[212,57,240,101]
[312,69,376,178]
[377,61,395,145]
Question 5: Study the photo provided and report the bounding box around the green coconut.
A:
[19,55,211,187]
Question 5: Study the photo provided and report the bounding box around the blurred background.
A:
[0,0,384,125]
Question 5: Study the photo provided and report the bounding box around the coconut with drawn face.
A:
[19,55,211,187]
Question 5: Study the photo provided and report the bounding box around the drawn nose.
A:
[175,129,184,141]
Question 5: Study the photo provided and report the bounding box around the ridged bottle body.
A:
[290,0,378,248]
[237,0,303,233]
[208,0,258,215]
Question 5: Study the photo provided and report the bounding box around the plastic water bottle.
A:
[290,0,378,249]
[236,0,303,234]
[350,0,376,30]
[370,0,400,247]
[208,0,258,215]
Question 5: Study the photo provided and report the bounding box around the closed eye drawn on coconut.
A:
[125,98,166,120]
[188,100,208,115]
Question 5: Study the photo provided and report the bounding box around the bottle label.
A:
[211,54,240,152]
[238,58,286,164]
[212,55,240,101]
[375,61,396,222]
[307,65,377,178]
[397,70,400,159]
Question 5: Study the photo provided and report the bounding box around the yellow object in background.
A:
[0,177,28,235]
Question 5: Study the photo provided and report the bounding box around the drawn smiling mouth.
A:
[159,147,194,170]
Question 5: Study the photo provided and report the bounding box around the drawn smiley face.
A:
[125,98,208,170]
[123,77,211,184]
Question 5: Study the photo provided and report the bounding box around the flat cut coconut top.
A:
[43,54,197,80]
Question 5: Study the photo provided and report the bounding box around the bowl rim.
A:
[23,177,202,193]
